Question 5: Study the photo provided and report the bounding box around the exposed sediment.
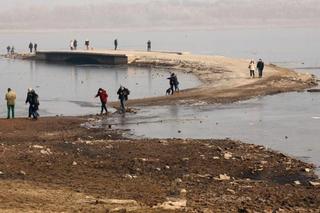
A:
[0,117,319,212]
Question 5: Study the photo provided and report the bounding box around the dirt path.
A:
[0,117,319,212]
[87,50,317,107]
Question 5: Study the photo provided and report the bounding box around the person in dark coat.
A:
[25,88,33,118]
[257,59,265,78]
[147,40,151,51]
[26,89,39,119]
[85,39,90,50]
[172,73,179,92]
[10,46,15,54]
[73,39,78,50]
[95,88,108,115]
[34,43,38,52]
[117,86,130,113]
[167,73,176,95]
[6,46,10,54]
[114,39,118,50]
[28,42,33,53]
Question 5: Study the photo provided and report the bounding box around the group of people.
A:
[28,42,38,53]
[5,88,39,120]
[248,59,265,78]
[95,86,130,114]
[6,46,15,55]
[167,73,179,95]
[67,39,151,52]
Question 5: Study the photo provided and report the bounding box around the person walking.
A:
[173,73,179,92]
[117,86,130,113]
[6,46,10,54]
[28,42,33,53]
[167,73,176,95]
[10,46,15,54]
[85,39,90,50]
[70,40,74,50]
[248,60,255,78]
[147,40,151,51]
[25,88,34,118]
[29,89,40,120]
[114,39,118,50]
[73,39,78,50]
[95,88,108,115]
[5,88,16,119]
[34,43,38,52]
[257,58,265,78]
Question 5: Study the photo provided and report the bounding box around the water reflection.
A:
[0,59,200,117]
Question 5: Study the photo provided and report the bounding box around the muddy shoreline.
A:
[0,117,320,212]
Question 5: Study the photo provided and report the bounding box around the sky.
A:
[0,0,319,30]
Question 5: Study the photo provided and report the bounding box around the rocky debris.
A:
[309,181,320,186]
[215,174,231,181]
[153,197,187,210]
[224,152,233,160]
[32,145,44,149]
[40,148,52,155]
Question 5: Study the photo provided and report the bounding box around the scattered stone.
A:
[20,170,26,175]
[156,167,161,171]
[227,188,236,195]
[309,181,320,186]
[72,161,78,166]
[175,178,183,183]
[40,148,52,155]
[260,161,268,164]
[154,198,187,210]
[214,174,231,181]
[165,165,170,169]
[224,152,233,160]
[305,168,311,173]
[0,171,4,175]
[33,145,44,149]
[294,180,301,185]
[182,157,189,161]
[124,174,133,179]
[213,156,220,160]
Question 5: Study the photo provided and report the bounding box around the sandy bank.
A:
[120,50,317,107]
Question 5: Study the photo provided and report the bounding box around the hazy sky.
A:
[0,0,319,30]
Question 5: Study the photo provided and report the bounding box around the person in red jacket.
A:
[95,88,108,115]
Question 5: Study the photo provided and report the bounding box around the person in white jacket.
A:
[248,60,255,78]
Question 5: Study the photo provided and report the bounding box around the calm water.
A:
[1,28,320,171]
[0,59,200,116]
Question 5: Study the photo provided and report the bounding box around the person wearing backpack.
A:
[95,88,108,115]
[117,86,130,113]
[26,89,40,120]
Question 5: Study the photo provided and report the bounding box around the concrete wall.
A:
[35,51,128,65]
